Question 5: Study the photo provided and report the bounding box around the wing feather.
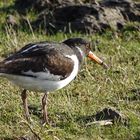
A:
[1,42,74,80]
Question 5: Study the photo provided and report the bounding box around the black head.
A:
[63,37,109,69]
[63,38,91,65]
[63,38,91,56]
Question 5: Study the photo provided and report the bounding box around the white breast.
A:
[2,55,79,92]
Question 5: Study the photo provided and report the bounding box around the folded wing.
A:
[0,42,74,81]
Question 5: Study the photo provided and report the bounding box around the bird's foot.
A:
[41,115,49,126]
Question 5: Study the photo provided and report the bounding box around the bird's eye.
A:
[86,43,91,50]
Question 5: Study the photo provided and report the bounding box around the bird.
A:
[0,38,108,124]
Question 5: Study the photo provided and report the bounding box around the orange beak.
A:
[88,51,109,69]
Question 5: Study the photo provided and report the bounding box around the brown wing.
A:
[0,43,74,80]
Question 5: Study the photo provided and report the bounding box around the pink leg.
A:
[21,89,30,121]
[42,92,49,124]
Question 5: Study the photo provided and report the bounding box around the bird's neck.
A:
[72,46,85,67]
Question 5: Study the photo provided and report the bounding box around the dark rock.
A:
[32,4,127,34]
[135,2,140,9]
[95,108,123,122]
[77,107,128,126]
[100,0,140,22]
[14,0,140,34]
[14,0,35,14]
[121,8,140,22]
[14,0,101,14]
[86,108,128,126]
[101,7,125,30]
[14,0,84,14]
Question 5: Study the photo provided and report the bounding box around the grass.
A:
[0,1,140,140]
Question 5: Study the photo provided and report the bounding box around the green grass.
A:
[0,1,140,140]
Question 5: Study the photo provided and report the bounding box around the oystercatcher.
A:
[0,38,108,124]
